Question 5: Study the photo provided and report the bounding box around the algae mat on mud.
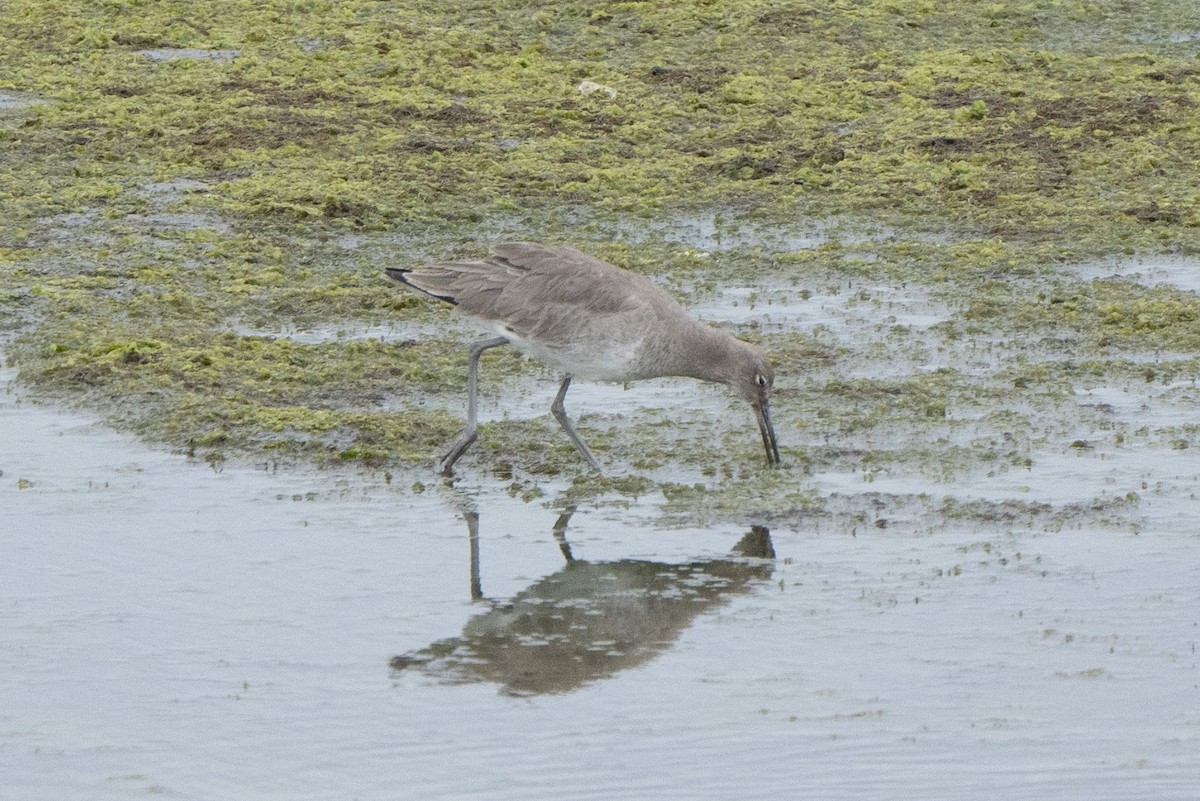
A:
[3,0,1200,517]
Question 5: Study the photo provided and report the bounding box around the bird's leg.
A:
[439,336,509,475]
[550,374,601,471]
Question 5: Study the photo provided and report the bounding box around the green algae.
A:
[4,1,1200,237]
[4,1,1200,520]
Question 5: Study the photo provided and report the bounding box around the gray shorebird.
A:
[385,242,780,475]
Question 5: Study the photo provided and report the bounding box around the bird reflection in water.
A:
[390,507,775,696]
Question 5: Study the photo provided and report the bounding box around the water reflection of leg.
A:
[466,510,483,601]
[436,479,487,602]
[552,505,578,564]
[445,491,578,604]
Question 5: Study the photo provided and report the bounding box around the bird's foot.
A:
[437,429,478,476]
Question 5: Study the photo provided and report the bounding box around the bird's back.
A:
[393,243,700,381]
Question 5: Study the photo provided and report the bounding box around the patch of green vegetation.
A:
[961,275,1200,351]
[4,1,1200,238]
[940,493,1137,531]
[658,471,823,528]
[10,313,467,464]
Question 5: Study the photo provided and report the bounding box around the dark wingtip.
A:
[384,267,458,305]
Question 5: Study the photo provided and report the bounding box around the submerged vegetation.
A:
[2,0,1200,521]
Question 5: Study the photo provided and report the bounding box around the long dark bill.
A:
[754,401,781,466]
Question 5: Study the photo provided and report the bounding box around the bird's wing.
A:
[396,243,680,339]
[486,242,655,317]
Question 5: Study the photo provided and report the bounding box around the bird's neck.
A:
[674,324,747,386]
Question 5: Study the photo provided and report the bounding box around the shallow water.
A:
[137,48,241,62]
[1073,254,1200,293]
[0,90,44,110]
[3,345,1198,800]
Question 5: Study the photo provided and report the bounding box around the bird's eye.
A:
[756,374,768,387]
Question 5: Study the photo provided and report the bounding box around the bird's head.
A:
[728,344,780,467]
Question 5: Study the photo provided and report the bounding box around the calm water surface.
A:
[2,359,1198,800]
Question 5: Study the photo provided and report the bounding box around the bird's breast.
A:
[495,324,649,382]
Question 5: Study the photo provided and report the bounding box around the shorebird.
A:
[385,242,780,474]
